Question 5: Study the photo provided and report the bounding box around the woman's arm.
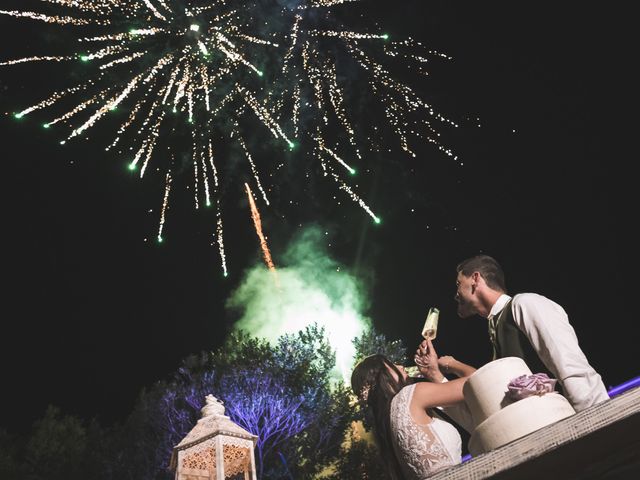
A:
[412,377,469,409]
[414,338,476,381]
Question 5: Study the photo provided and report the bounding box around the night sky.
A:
[0,1,634,434]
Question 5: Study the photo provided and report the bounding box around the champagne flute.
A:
[413,308,440,376]
[421,307,439,340]
[405,365,421,377]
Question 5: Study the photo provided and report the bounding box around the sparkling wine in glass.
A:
[421,307,440,340]
[404,366,420,377]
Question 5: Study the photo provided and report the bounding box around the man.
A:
[454,254,609,412]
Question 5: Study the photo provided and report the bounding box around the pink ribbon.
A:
[507,373,557,401]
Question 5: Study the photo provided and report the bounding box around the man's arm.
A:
[511,293,609,412]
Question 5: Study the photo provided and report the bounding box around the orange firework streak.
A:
[244,183,278,275]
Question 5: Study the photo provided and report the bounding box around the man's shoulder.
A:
[511,293,558,307]
[511,293,566,315]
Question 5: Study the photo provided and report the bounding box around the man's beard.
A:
[456,300,474,318]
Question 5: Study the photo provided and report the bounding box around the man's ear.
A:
[471,271,481,292]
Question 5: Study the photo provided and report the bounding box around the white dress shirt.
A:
[494,293,609,412]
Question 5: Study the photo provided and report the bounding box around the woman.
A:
[351,338,476,480]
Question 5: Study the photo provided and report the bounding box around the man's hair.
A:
[457,254,507,292]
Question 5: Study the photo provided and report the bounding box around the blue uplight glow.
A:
[607,375,640,398]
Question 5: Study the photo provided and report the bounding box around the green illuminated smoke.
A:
[227,226,372,383]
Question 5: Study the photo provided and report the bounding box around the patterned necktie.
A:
[488,311,500,359]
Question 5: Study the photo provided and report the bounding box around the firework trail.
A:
[245,182,277,274]
[1,0,458,274]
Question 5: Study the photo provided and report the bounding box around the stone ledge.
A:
[430,386,640,479]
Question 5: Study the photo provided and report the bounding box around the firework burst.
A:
[1,0,457,274]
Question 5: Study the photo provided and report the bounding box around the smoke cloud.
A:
[227,225,372,382]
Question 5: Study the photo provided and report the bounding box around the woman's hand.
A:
[414,337,444,383]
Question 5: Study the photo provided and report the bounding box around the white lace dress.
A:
[389,383,462,479]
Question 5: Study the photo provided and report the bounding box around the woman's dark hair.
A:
[456,254,507,292]
[351,354,412,480]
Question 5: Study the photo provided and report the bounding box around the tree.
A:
[3,326,408,479]
[210,325,352,478]
[324,430,390,480]
[22,406,87,480]
[112,324,351,479]
[0,428,24,480]
[352,329,407,365]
